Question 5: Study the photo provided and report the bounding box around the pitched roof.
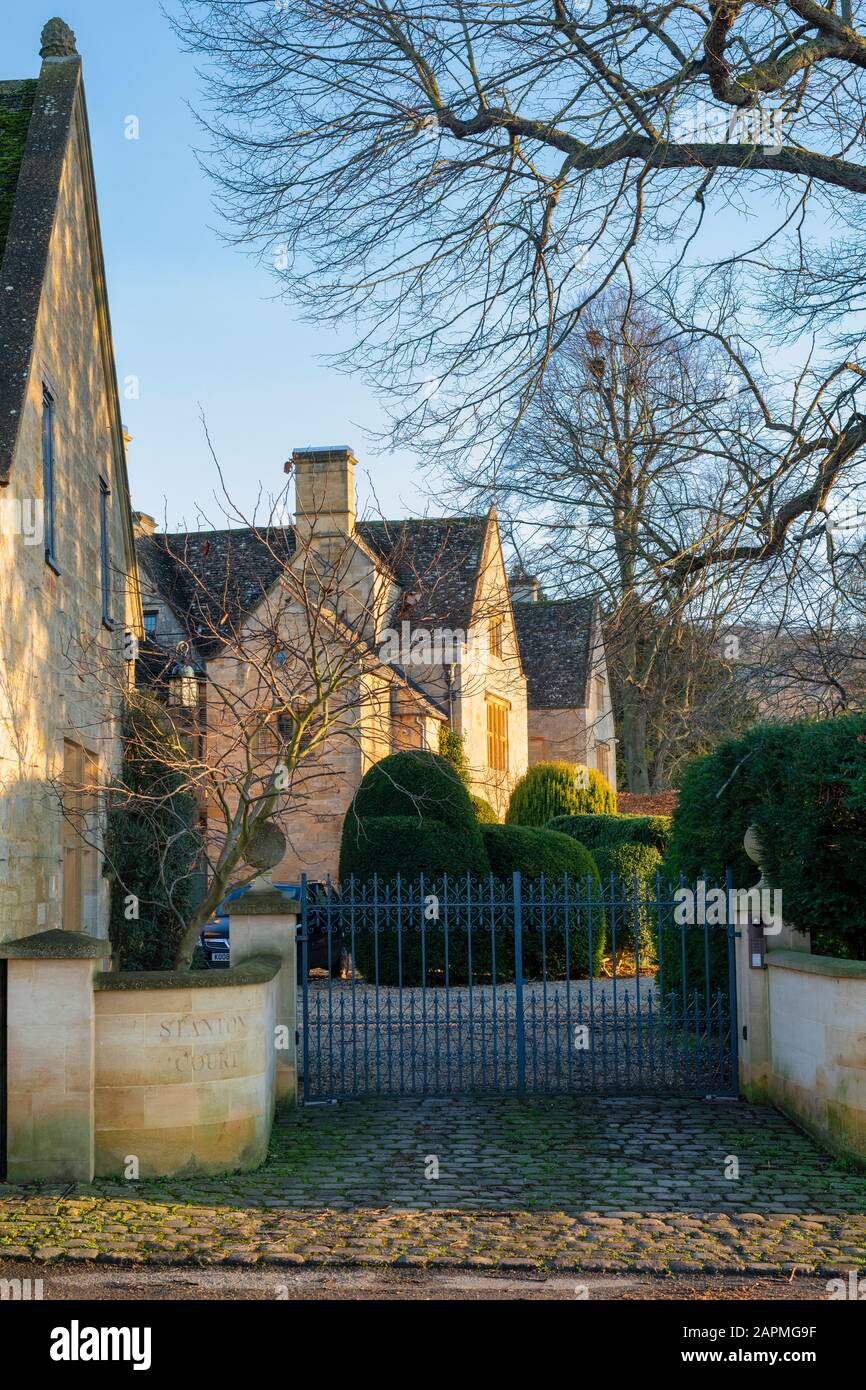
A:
[512,596,597,709]
[357,517,489,634]
[0,80,37,261]
[0,50,83,485]
[137,528,296,652]
[136,524,449,718]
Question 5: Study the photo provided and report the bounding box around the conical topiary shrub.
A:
[505,760,616,827]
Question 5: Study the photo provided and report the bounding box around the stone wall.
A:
[93,960,279,1178]
[764,952,866,1165]
[736,928,866,1167]
[1,929,288,1181]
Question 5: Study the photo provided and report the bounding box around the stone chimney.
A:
[132,511,157,539]
[510,568,542,604]
[288,445,357,538]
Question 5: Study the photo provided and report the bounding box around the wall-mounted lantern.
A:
[168,642,199,708]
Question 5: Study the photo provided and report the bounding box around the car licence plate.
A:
[212,951,229,962]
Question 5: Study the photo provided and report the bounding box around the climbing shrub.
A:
[106,701,200,970]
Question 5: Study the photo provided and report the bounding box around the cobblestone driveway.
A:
[1,1098,864,1275]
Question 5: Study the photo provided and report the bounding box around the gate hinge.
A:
[742,1024,748,1041]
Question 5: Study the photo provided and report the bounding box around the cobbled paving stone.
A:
[0,1097,864,1274]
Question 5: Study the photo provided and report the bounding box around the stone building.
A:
[0,20,142,944]
[510,579,616,783]
[136,446,615,880]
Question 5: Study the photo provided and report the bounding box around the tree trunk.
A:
[620,686,651,794]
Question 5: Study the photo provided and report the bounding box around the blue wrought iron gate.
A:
[299,871,738,1101]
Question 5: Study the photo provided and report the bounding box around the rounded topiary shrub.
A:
[339,813,488,885]
[481,823,605,977]
[506,761,616,827]
[348,750,478,833]
[471,795,498,823]
[593,840,663,961]
[338,813,489,985]
[547,813,671,856]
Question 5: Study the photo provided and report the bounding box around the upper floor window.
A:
[41,386,57,567]
[489,614,503,658]
[99,476,112,626]
[486,697,509,772]
[142,609,159,639]
[595,675,605,711]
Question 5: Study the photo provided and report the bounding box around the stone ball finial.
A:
[244,819,287,873]
[40,18,79,59]
[743,825,765,883]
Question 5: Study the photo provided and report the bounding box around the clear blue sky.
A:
[3,3,428,529]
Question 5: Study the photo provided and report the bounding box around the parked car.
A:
[198,882,351,980]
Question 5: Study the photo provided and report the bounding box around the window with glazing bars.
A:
[486,698,508,771]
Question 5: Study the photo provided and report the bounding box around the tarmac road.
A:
[0,1261,835,1301]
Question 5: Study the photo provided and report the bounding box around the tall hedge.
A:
[754,717,866,957]
[664,712,866,963]
[506,761,616,826]
[664,723,794,886]
[547,813,671,855]
[339,815,490,984]
[339,814,489,885]
[593,841,663,960]
[482,823,605,977]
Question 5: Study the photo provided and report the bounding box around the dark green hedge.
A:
[338,820,605,984]
[593,841,663,960]
[339,813,489,885]
[347,750,478,834]
[754,717,866,957]
[339,814,489,984]
[547,813,672,855]
[471,795,498,823]
[106,702,200,971]
[481,824,605,977]
[664,712,866,966]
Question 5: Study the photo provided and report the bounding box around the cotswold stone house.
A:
[0,21,142,942]
[136,446,615,879]
[510,577,616,783]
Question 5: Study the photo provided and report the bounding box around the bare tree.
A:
[172,0,866,576]
[469,291,760,789]
[58,477,418,969]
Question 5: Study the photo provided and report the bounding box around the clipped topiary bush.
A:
[338,814,491,985]
[339,814,489,886]
[471,795,498,823]
[347,750,478,834]
[547,813,671,855]
[506,761,616,827]
[481,823,605,977]
[593,840,663,960]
